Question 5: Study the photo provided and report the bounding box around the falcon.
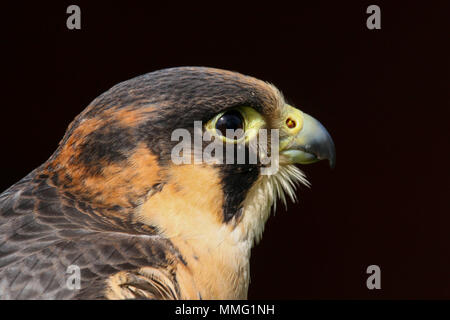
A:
[0,67,335,299]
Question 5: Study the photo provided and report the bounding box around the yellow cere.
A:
[283,105,304,135]
[286,118,296,129]
[278,105,305,151]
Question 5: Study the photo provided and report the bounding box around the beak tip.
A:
[318,135,336,169]
[327,143,336,169]
[329,157,336,169]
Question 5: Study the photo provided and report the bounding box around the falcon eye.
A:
[205,106,264,143]
[215,110,244,139]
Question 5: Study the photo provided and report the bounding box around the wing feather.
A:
[0,171,182,299]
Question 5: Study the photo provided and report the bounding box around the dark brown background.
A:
[2,1,449,299]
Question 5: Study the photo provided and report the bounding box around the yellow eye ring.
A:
[205,106,266,144]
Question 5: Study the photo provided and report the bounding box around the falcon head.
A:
[44,67,335,297]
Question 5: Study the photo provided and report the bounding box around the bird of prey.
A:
[0,67,335,299]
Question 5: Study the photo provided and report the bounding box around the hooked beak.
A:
[279,106,336,168]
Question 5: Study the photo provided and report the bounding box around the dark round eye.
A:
[215,110,244,139]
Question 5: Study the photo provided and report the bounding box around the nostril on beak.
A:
[286,118,296,129]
